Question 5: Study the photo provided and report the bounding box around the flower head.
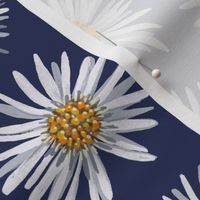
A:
[162,165,200,200]
[41,0,169,52]
[0,52,158,199]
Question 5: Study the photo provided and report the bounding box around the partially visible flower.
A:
[180,0,200,27]
[162,165,200,200]
[0,0,9,54]
[0,52,157,199]
[42,0,169,52]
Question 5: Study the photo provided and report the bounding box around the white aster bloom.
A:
[0,0,9,54]
[162,165,200,200]
[0,52,158,200]
[180,0,200,27]
[40,0,169,53]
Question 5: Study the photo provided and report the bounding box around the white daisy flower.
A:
[0,52,158,199]
[0,0,9,54]
[162,165,200,200]
[19,0,169,53]
[180,0,200,27]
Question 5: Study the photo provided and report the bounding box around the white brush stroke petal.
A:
[171,189,189,200]
[65,155,82,200]
[162,196,173,200]
[180,174,198,200]
[84,58,106,97]
[25,148,55,189]
[96,66,124,104]
[106,107,154,121]
[47,151,72,200]
[2,144,49,195]
[29,151,64,200]
[0,93,50,116]
[95,141,156,161]
[0,104,42,119]
[99,132,148,152]
[13,71,56,109]
[89,148,113,200]
[61,52,71,102]
[0,137,42,161]
[0,147,37,178]
[105,77,135,103]
[103,90,148,110]
[0,119,45,135]
[107,119,158,133]
[0,129,44,142]
[34,54,61,102]
[73,56,95,98]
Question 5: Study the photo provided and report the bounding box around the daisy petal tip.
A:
[2,185,11,196]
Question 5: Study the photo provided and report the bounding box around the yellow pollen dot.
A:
[57,130,65,139]
[80,131,87,138]
[65,105,72,112]
[78,101,85,109]
[71,118,80,125]
[56,117,62,123]
[55,107,65,115]
[65,113,71,120]
[89,109,95,116]
[71,107,79,115]
[82,111,89,118]
[86,135,93,144]
[49,126,58,134]
[48,116,55,123]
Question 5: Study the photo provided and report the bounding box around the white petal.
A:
[0,129,44,142]
[0,93,51,116]
[73,56,95,97]
[0,147,37,178]
[180,0,199,9]
[0,104,42,119]
[0,120,45,135]
[58,152,80,199]
[106,8,152,32]
[105,77,135,103]
[34,54,61,102]
[162,196,173,200]
[29,151,64,200]
[51,62,63,96]
[88,148,113,200]
[95,141,157,162]
[47,151,71,199]
[103,90,148,110]
[84,58,106,97]
[65,155,82,200]
[180,174,198,200]
[0,8,9,15]
[2,144,49,195]
[171,189,189,200]
[13,71,56,109]
[25,148,55,189]
[107,119,158,133]
[106,107,154,121]
[95,66,124,105]
[83,153,100,200]
[0,137,42,161]
[61,52,71,102]
[99,132,148,152]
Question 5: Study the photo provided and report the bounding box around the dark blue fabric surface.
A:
[0,2,199,200]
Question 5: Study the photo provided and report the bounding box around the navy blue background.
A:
[0,1,199,200]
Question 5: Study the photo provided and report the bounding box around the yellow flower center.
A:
[73,20,100,39]
[47,99,101,150]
